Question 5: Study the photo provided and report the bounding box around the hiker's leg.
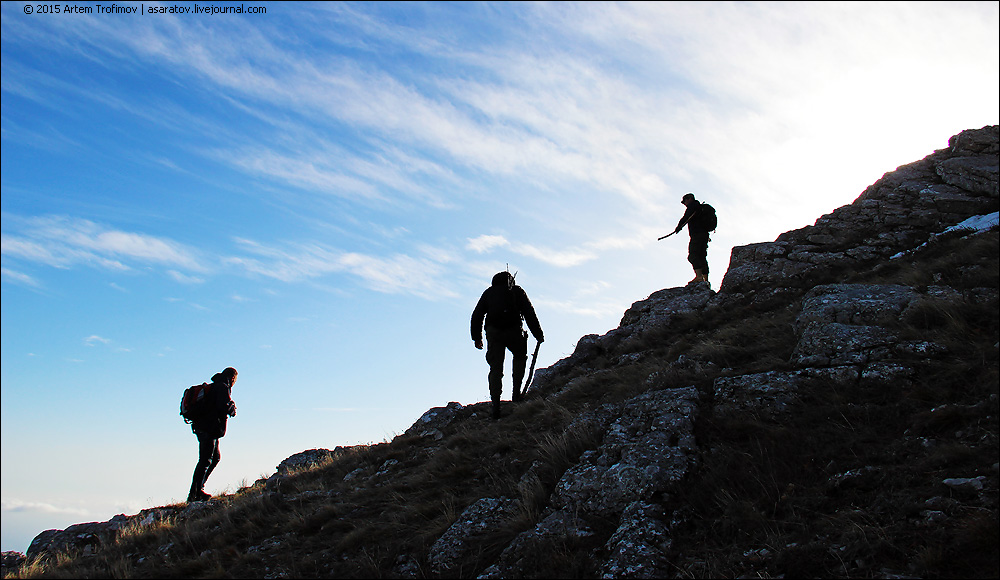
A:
[510,329,529,401]
[694,233,709,272]
[688,233,709,282]
[485,326,506,416]
[190,432,215,499]
[687,236,699,282]
[202,439,221,486]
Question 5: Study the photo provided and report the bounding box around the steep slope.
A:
[6,126,997,579]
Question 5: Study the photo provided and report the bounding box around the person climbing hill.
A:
[471,271,544,420]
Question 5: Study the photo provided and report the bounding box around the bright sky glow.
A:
[2,1,998,553]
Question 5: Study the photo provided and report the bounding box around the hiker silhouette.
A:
[665,193,715,285]
[187,367,237,503]
[471,271,544,420]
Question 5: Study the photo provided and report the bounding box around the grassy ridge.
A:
[9,228,998,579]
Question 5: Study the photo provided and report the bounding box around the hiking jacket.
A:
[675,200,711,235]
[191,375,236,439]
[471,281,543,343]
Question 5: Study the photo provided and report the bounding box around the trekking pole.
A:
[524,339,541,395]
[657,232,675,241]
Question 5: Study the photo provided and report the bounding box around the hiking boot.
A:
[688,269,709,285]
[187,491,211,503]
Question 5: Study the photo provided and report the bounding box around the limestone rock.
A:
[403,401,464,438]
[275,448,336,475]
[795,284,919,330]
[720,126,998,294]
[550,387,700,518]
[599,501,673,579]
[619,285,716,331]
[428,497,521,574]
[478,511,596,579]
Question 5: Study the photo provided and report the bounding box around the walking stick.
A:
[523,339,541,396]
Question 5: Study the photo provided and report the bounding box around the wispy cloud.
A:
[166,270,205,285]
[467,235,509,253]
[0,267,42,288]
[83,335,111,347]
[225,147,385,203]
[1,216,204,274]
[1,499,90,517]
[466,234,595,267]
[5,4,675,219]
[226,237,458,299]
[538,296,628,319]
[513,243,596,268]
[2,2,996,296]
[8,2,995,256]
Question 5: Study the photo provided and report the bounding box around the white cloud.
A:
[339,251,454,298]
[84,335,111,346]
[90,230,195,266]
[466,234,595,268]
[167,270,205,284]
[1,498,90,517]
[226,238,457,299]
[538,296,627,319]
[0,267,41,288]
[1,216,204,273]
[467,235,509,253]
[2,2,996,300]
[11,2,994,252]
[508,242,596,268]
[226,147,384,202]
[1,233,123,270]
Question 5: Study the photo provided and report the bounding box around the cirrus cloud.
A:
[1,215,205,273]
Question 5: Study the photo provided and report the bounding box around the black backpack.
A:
[180,383,212,424]
[698,203,718,232]
[500,285,524,328]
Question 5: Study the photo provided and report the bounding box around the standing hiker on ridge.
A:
[660,192,717,286]
[471,271,544,420]
[187,367,237,503]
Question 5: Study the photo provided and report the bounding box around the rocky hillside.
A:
[4,126,998,579]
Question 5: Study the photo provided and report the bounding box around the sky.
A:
[2,0,998,554]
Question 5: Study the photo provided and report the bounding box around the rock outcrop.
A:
[720,125,997,294]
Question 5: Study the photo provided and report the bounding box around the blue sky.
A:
[2,1,997,553]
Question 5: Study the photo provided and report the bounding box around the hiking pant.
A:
[191,431,221,495]
[485,325,528,403]
[688,231,710,272]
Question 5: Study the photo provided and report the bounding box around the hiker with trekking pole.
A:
[471,270,544,420]
[659,192,717,286]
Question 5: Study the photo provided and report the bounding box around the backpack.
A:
[180,383,212,424]
[498,285,524,328]
[698,202,718,232]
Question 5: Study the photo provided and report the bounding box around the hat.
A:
[682,193,696,202]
